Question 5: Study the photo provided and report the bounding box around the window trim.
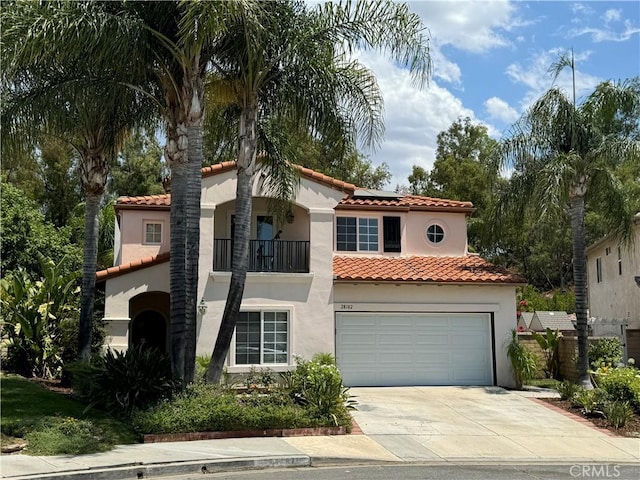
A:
[426,223,445,245]
[143,221,163,245]
[336,215,380,252]
[232,308,290,366]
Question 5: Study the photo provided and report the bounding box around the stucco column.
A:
[306,208,336,355]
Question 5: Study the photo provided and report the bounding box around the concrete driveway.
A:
[347,386,640,463]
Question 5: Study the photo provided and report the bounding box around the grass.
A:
[528,378,561,389]
[0,374,139,455]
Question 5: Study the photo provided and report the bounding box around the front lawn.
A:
[1,354,356,455]
[0,374,139,455]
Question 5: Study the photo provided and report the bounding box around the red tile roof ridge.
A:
[96,251,170,282]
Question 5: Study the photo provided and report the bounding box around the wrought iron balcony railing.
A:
[213,239,310,273]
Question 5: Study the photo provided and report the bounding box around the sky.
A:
[352,1,640,187]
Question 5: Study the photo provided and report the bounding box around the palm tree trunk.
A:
[168,123,189,382]
[206,101,258,383]
[569,193,592,388]
[77,147,108,361]
[184,123,202,383]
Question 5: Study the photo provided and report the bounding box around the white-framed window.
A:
[617,246,622,275]
[144,222,162,244]
[336,216,379,252]
[596,257,602,283]
[605,247,611,255]
[426,223,445,244]
[235,310,289,365]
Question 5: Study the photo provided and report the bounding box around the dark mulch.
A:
[542,398,640,438]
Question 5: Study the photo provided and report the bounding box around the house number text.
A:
[339,304,353,310]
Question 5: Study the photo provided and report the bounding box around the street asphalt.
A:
[1,386,638,480]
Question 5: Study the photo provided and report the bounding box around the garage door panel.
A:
[336,313,493,387]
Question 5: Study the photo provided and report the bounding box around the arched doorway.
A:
[130,311,167,353]
[129,292,169,353]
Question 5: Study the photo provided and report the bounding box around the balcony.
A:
[213,239,310,273]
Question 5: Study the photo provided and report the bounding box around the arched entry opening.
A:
[129,292,169,354]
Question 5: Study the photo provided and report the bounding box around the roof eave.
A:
[333,278,527,286]
[114,204,171,212]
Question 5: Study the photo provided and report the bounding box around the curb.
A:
[4,455,311,480]
[143,426,347,443]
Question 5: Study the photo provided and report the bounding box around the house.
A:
[96,162,525,387]
[586,213,640,360]
[517,312,534,332]
[528,311,575,333]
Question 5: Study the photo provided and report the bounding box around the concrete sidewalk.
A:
[1,387,638,480]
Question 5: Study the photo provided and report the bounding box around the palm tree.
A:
[2,0,239,381]
[496,63,640,387]
[1,2,160,362]
[195,0,432,383]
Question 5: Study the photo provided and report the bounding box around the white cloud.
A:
[603,9,622,24]
[505,48,600,109]
[569,22,640,43]
[484,97,520,123]
[408,1,516,53]
[571,3,595,16]
[431,46,462,85]
[354,50,479,186]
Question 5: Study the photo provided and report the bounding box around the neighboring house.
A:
[586,213,640,360]
[517,312,534,332]
[528,311,576,333]
[97,162,525,387]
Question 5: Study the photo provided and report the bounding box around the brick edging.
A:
[143,426,348,443]
[529,397,615,437]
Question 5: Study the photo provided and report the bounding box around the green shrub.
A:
[603,401,634,429]
[574,388,609,416]
[589,338,622,369]
[596,367,640,410]
[557,380,582,401]
[130,382,341,434]
[286,354,354,423]
[506,330,538,389]
[25,417,115,455]
[531,328,562,379]
[0,254,80,379]
[70,346,177,415]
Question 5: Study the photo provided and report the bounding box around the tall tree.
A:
[405,117,501,252]
[496,62,640,387]
[194,0,432,383]
[204,107,391,189]
[1,1,159,361]
[109,130,166,197]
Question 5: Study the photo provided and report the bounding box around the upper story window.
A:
[144,222,162,244]
[383,216,401,252]
[426,224,445,244]
[605,247,611,255]
[617,246,622,275]
[596,257,602,283]
[336,216,378,252]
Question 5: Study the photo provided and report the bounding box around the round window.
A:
[426,224,444,244]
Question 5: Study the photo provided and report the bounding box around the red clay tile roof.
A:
[116,194,170,209]
[95,252,170,282]
[295,165,356,193]
[122,164,469,213]
[333,255,525,284]
[337,195,474,212]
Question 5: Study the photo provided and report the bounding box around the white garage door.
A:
[336,313,493,386]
